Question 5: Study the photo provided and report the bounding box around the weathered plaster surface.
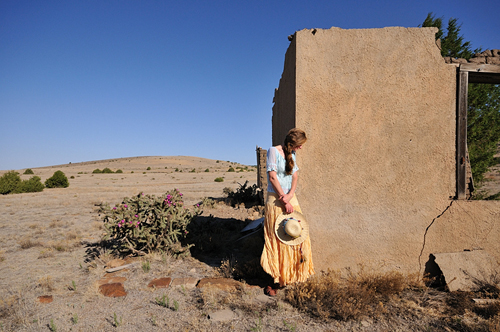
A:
[272,27,500,273]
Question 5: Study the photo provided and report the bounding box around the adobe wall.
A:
[272,27,500,273]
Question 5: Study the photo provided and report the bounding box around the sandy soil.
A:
[1,156,499,332]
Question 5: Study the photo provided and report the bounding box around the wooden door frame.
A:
[456,63,500,199]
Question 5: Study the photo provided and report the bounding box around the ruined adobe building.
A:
[270,27,500,274]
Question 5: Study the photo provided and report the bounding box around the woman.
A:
[260,128,315,293]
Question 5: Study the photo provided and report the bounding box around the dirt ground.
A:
[1,156,499,332]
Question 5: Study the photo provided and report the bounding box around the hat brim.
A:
[275,211,309,246]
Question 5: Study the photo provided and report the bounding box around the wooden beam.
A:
[456,71,468,200]
[460,63,500,84]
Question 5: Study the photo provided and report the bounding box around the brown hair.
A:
[283,128,307,175]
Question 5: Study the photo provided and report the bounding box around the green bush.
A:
[102,167,114,173]
[0,171,45,194]
[0,171,22,194]
[228,167,235,172]
[100,190,201,257]
[225,181,260,207]
[45,170,69,188]
[115,169,123,173]
[204,168,210,172]
[23,168,34,175]
[15,176,44,193]
[147,167,151,170]
[92,169,102,174]
[214,177,224,182]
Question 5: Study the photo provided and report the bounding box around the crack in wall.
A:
[418,200,454,273]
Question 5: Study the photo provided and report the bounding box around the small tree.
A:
[0,171,22,194]
[45,170,69,188]
[23,169,34,175]
[15,176,44,193]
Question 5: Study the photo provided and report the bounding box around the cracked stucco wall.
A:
[272,27,500,273]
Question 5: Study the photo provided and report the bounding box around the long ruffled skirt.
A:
[260,192,315,286]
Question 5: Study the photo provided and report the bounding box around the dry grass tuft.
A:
[285,269,415,321]
[18,236,42,249]
[38,248,55,259]
[38,276,55,292]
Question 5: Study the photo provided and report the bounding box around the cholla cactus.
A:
[101,189,201,257]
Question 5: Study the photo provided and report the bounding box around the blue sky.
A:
[1,0,499,170]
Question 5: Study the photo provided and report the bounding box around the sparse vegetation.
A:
[102,167,113,173]
[112,313,122,327]
[44,170,69,188]
[142,260,150,273]
[100,189,200,257]
[214,177,224,182]
[224,180,260,207]
[0,171,44,194]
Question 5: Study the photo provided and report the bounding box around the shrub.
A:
[228,167,235,172]
[0,171,45,194]
[204,168,209,172]
[92,169,102,174]
[225,181,260,207]
[15,176,44,193]
[23,168,34,175]
[115,169,123,173]
[102,167,114,173]
[147,167,151,170]
[0,171,22,194]
[214,177,224,182]
[45,170,69,188]
[100,189,201,257]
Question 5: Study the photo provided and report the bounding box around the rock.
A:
[99,283,127,297]
[480,50,493,57]
[170,277,199,288]
[38,295,53,303]
[487,57,500,65]
[443,57,451,64]
[492,49,500,57]
[96,277,127,286]
[197,278,245,291]
[468,57,486,64]
[106,259,126,269]
[431,250,498,292]
[255,294,274,304]
[148,277,172,288]
[207,309,236,322]
[106,262,137,273]
[451,58,468,64]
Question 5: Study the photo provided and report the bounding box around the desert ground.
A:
[1,156,499,332]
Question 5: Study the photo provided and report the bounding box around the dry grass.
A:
[38,276,55,292]
[285,269,421,321]
[18,236,42,249]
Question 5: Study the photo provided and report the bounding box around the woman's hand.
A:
[284,201,294,214]
[281,193,293,204]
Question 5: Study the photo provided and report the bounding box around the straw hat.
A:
[275,211,309,246]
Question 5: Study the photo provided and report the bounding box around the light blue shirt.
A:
[266,147,299,194]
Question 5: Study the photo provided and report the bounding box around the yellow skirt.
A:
[260,192,315,286]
